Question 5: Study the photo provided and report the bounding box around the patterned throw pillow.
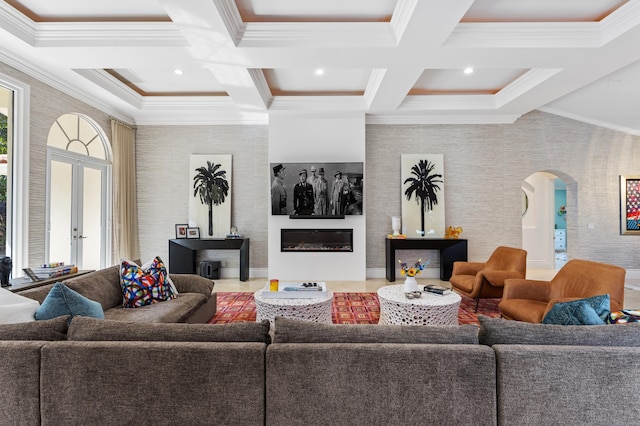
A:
[120,257,177,308]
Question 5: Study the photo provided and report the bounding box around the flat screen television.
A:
[270,162,363,218]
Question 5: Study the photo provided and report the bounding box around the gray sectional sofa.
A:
[17,265,217,323]
[2,315,640,425]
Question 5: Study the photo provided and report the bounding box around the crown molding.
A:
[390,0,418,42]
[400,94,497,111]
[446,22,600,48]
[213,0,245,45]
[496,68,563,107]
[33,21,186,47]
[363,69,387,108]
[365,113,520,125]
[247,68,273,109]
[600,0,640,45]
[269,96,367,111]
[239,22,395,47]
[0,2,36,45]
[0,46,133,123]
[73,69,143,109]
[537,106,640,136]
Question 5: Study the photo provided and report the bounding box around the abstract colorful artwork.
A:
[620,175,640,235]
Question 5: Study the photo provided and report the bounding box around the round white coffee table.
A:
[253,289,334,326]
[377,284,461,325]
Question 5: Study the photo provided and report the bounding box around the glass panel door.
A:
[47,151,107,270]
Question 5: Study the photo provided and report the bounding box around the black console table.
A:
[385,238,467,282]
[169,238,250,282]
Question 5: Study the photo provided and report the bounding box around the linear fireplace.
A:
[281,229,353,252]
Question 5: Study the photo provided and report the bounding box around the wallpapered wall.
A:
[137,112,640,276]
[4,58,640,275]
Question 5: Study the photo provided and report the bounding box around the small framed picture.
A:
[187,227,201,239]
[175,224,189,239]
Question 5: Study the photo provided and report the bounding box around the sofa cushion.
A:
[273,316,479,344]
[103,293,207,323]
[120,257,177,308]
[478,315,640,346]
[0,287,40,323]
[64,266,123,311]
[542,294,610,325]
[68,316,271,342]
[35,283,104,321]
[0,316,69,340]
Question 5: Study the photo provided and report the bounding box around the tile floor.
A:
[212,269,640,309]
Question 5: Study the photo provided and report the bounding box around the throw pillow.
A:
[120,256,177,308]
[542,294,610,325]
[273,316,479,344]
[0,316,70,340]
[68,317,271,343]
[478,315,640,346]
[35,283,104,321]
[0,287,40,323]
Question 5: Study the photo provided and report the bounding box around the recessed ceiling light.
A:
[174,69,183,75]
[315,69,324,76]
[464,67,474,74]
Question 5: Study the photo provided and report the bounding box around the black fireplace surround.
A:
[281,229,353,252]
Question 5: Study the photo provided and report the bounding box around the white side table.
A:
[377,284,461,325]
[253,289,334,326]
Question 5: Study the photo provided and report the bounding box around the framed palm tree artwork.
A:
[189,155,232,238]
[401,154,445,239]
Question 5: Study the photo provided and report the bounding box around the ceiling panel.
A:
[411,69,529,95]
[461,0,628,22]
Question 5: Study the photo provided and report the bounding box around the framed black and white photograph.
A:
[269,161,363,217]
[175,224,188,239]
[189,154,232,238]
[401,154,445,238]
[186,227,200,239]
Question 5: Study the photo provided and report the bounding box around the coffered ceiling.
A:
[1,0,639,134]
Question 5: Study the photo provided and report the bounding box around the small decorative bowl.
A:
[404,291,422,299]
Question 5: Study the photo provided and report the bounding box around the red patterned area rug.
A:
[209,292,501,325]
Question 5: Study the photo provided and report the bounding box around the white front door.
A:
[46,150,108,270]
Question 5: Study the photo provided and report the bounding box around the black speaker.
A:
[199,261,220,280]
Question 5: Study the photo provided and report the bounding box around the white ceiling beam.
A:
[366,0,475,111]
[160,0,269,111]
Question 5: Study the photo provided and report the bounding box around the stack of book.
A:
[28,263,78,280]
[262,281,328,299]
[424,284,452,295]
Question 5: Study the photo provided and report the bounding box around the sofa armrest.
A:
[452,261,486,276]
[502,279,551,302]
[169,274,214,297]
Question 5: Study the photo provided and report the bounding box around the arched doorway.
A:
[46,113,112,270]
[522,171,576,271]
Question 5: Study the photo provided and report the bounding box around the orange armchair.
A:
[450,246,527,311]
[499,259,625,323]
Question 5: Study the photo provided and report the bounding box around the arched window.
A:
[46,113,112,270]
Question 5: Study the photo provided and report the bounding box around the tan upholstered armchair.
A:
[449,246,527,311]
[499,259,626,323]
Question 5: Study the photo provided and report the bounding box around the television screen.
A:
[270,162,363,217]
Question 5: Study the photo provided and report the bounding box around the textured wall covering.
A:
[366,113,640,272]
[136,125,268,272]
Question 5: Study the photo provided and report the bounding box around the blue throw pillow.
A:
[542,294,610,325]
[35,282,104,321]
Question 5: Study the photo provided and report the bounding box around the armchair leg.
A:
[474,280,485,313]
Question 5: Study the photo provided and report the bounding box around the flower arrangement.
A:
[445,226,463,239]
[398,258,430,277]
